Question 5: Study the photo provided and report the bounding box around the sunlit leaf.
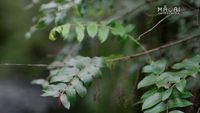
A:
[111,22,126,36]
[31,79,48,85]
[75,24,85,42]
[65,85,76,101]
[62,24,71,40]
[87,22,98,38]
[98,25,109,43]
[71,78,87,97]
[60,94,70,109]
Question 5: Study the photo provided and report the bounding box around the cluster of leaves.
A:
[32,56,104,109]
[26,0,82,38]
[26,0,200,112]
[49,21,135,43]
[25,0,115,38]
[138,55,200,113]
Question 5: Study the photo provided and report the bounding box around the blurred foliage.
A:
[1,0,200,113]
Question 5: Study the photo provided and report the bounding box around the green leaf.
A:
[144,102,166,113]
[50,67,79,83]
[168,98,192,109]
[125,24,134,33]
[78,69,93,84]
[78,62,102,84]
[87,22,98,38]
[32,79,48,85]
[49,33,55,41]
[49,26,62,41]
[98,25,109,43]
[71,78,87,97]
[42,84,68,97]
[62,24,71,40]
[60,94,70,109]
[172,56,199,71]
[156,72,180,88]
[42,56,104,110]
[175,79,186,92]
[143,59,167,74]
[180,91,193,98]
[66,56,91,67]
[142,93,162,110]
[138,74,158,89]
[141,88,158,102]
[92,57,104,67]
[75,24,85,42]
[50,75,74,83]
[35,16,54,29]
[50,83,68,90]
[65,85,76,101]
[192,55,200,62]
[35,20,48,29]
[169,110,184,113]
[42,90,60,97]
[171,89,193,99]
[162,87,173,101]
[175,70,197,78]
[111,22,126,36]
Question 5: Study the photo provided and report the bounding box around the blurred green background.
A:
[0,0,200,113]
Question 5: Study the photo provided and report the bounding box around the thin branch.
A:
[138,14,172,40]
[132,101,142,107]
[111,33,200,62]
[0,63,48,67]
[0,63,62,68]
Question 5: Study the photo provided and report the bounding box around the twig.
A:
[111,33,200,62]
[0,63,49,67]
[0,63,62,68]
[138,14,172,40]
[132,101,142,107]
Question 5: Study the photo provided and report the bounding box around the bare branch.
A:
[138,14,172,40]
[112,33,200,62]
[0,63,62,68]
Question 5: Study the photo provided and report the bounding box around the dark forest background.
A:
[0,0,200,113]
